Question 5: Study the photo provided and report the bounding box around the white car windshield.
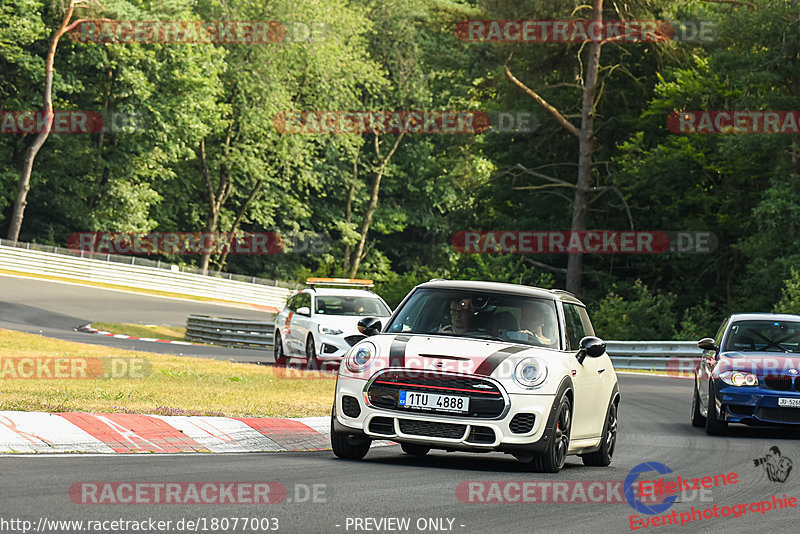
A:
[386,288,560,348]
[315,295,391,317]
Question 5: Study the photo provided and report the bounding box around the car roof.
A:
[297,287,380,298]
[415,279,586,306]
[728,313,800,323]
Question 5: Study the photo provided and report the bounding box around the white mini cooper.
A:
[331,280,619,473]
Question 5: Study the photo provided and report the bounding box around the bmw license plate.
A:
[398,390,469,413]
[778,398,800,408]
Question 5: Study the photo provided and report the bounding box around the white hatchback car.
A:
[273,278,392,368]
[331,279,620,473]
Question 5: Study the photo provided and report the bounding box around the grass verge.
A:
[0,329,334,417]
[90,322,187,342]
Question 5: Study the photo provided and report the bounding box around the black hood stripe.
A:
[474,345,528,376]
[389,335,413,367]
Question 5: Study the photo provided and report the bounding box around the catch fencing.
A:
[0,239,295,311]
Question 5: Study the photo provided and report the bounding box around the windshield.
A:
[724,320,800,353]
[386,288,560,348]
[315,295,391,317]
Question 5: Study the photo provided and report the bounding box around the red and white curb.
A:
[75,324,195,346]
[0,411,342,454]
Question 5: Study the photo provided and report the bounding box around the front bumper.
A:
[314,333,366,362]
[333,374,561,455]
[716,382,800,425]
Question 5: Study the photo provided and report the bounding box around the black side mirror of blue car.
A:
[698,337,718,352]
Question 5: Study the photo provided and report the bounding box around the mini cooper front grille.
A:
[366,370,507,418]
[757,407,800,424]
[341,395,361,418]
[509,413,536,434]
[398,419,466,439]
[466,426,496,444]
[368,417,395,435]
[345,335,366,347]
[764,375,793,391]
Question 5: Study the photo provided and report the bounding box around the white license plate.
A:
[778,398,800,408]
[398,390,469,413]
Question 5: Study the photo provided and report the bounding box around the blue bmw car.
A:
[692,313,800,435]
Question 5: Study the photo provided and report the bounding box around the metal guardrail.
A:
[605,341,701,372]
[186,315,276,349]
[185,315,703,370]
[0,240,296,310]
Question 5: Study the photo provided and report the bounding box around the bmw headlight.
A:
[318,324,343,335]
[718,370,758,387]
[345,342,377,373]
[514,357,548,389]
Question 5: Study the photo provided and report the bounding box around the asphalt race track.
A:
[1,374,798,533]
[1,274,799,533]
[0,274,276,363]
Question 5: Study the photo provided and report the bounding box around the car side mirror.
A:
[296,306,311,316]
[576,336,606,364]
[698,337,718,352]
[357,317,382,336]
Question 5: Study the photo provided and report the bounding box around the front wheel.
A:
[691,382,706,428]
[582,400,617,467]
[705,381,728,436]
[330,417,371,460]
[530,395,571,473]
[273,332,287,366]
[305,335,319,370]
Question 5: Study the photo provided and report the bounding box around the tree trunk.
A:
[214,178,264,274]
[566,0,603,295]
[342,144,360,274]
[7,1,83,243]
[505,0,604,296]
[348,132,404,277]
[198,137,232,274]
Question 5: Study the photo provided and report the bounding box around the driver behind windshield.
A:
[512,302,558,347]
[439,298,474,335]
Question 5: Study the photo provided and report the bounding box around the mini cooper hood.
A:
[355,333,549,377]
[717,352,800,375]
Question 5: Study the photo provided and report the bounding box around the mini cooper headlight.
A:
[345,342,377,373]
[514,357,548,389]
[718,370,758,387]
[318,324,343,335]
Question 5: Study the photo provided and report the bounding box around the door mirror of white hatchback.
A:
[577,336,606,364]
[357,317,382,336]
[296,306,311,316]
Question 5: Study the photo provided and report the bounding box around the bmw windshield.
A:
[724,320,800,353]
[386,288,560,348]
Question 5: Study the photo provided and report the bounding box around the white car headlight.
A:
[514,357,548,389]
[345,342,377,373]
[718,370,758,386]
[318,324,343,335]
